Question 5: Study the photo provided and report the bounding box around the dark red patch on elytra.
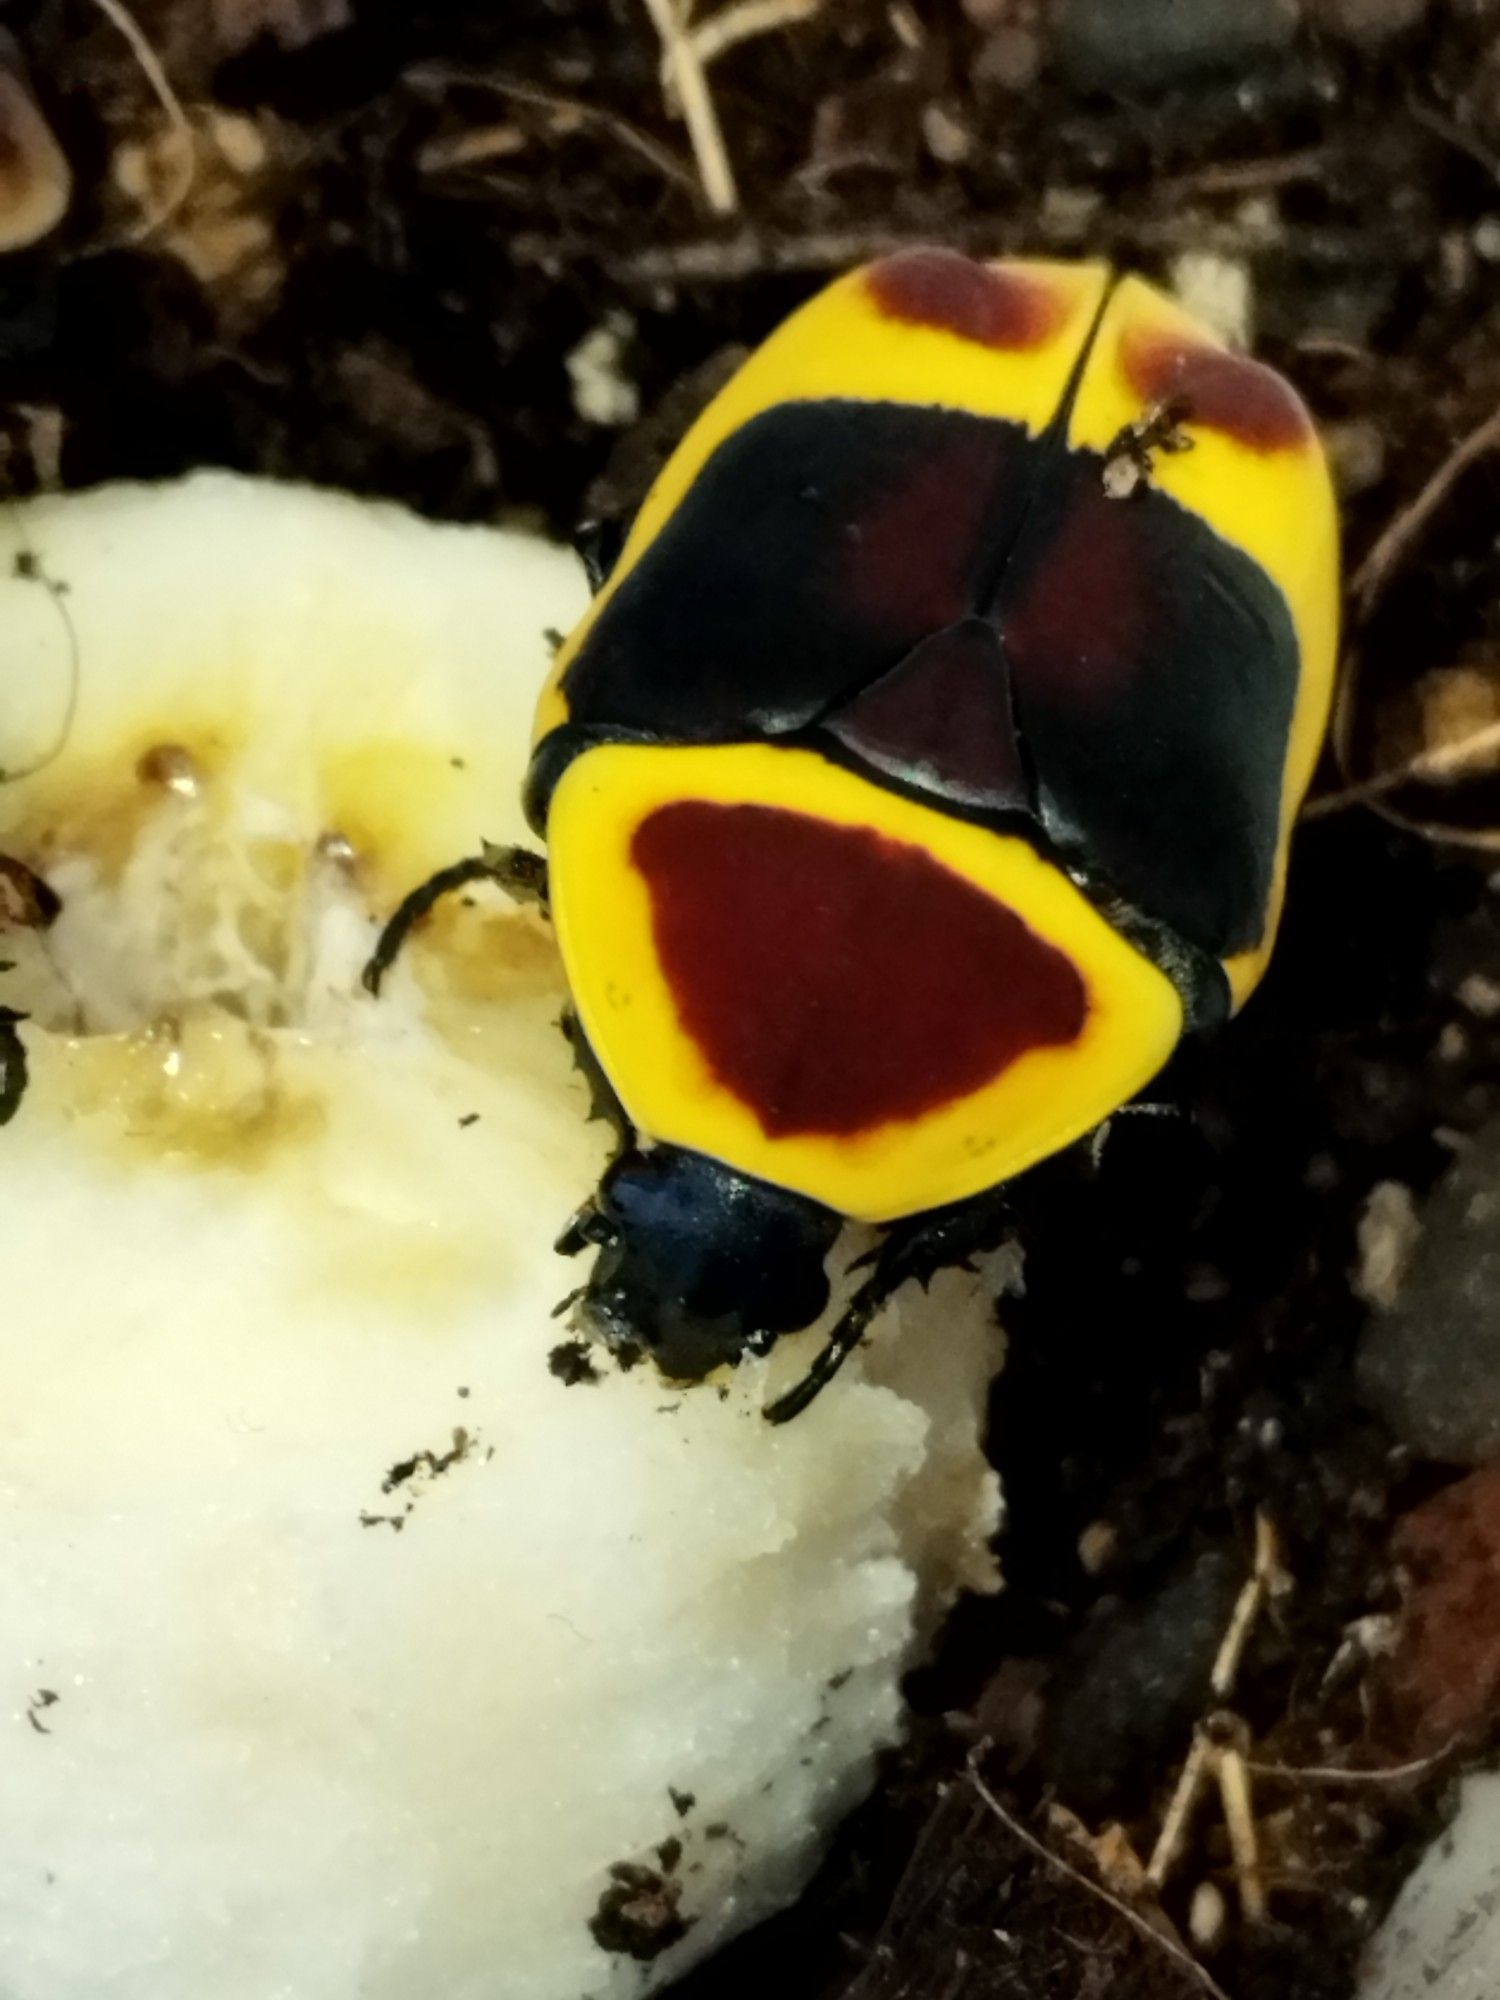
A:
[839,428,1007,638]
[632,800,1088,1138]
[1122,328,1312,453]
[1004,484,1152,709]
[866,249,1065,350]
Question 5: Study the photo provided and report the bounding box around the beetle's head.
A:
[561,1147,841,1380]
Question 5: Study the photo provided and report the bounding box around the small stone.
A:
[1360,1116,1500,1463]
[1189,1879,1228,1952]
[1361,1771,1500,2000]
[972,24,1043,91]
[921,101,975,165]
[1184,1263,1230,1303]
[1354,1181,1420,1312]
[1038,185,1104,240]
[1053,0,1298,95]
[1038,1549,1241,1812]
[1323,418,1387,500]
[1169,252,1253,350]
[565,315,640,429]
[1376,1469,1500,1754]
[1475,216,1500,263]
[1458,973,1500,1020]
[1437,1023,1469,1064]
[1077,1519,1119,1575]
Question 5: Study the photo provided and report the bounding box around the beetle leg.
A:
[0,1005,28,1126]
[559,1007,634,1160]
[1087,1099,1183,1171]
[764,1189,1012,1424]
[361,845,550,997]
[572,517,630,595]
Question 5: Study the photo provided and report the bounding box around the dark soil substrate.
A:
[14,2,1500,1996]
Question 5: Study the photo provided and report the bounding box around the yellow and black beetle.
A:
[369,250,1339,1420]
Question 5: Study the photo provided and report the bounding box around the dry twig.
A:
[640,0,739,215]
[1215,1719,1265,1924]
[1349,399,1500,620]
[1303,715,1500,823]
[1149,1514,1287,1923]
[85,0,196,242]
[1247,1742,1460,1787]
[409,66,698,194]
[545,215,1428,286]
[1156,147,1331,201]
[662,0,822,89]
[968,1757,1235,2000]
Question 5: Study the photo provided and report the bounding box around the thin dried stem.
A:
[1247,1743,1459,1787]
[409,65,698,193]
[968,1758,1234,2000]
[84,0,196,242]
[1148,1730,1215,1888]
[1216,1741,1265,1923]
[1211,1514,1282,1699]
[1350,400,1500,620]
[1304,716,1500,820]
[1150,1514,1285,1904]
[683,0,821,71]
[640,0,739,214]
[418,124,528,173]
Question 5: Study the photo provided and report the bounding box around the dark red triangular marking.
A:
[823,618,1031,814]
[632,801,1088,1138]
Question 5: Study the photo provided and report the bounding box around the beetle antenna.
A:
[362,845,549,997]
[762,1283,887,1424]
[765,1189,1013,1424]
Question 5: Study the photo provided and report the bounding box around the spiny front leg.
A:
[764,1186,1013,1424]
[362,844,549,997]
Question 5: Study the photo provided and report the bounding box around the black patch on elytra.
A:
[993,452,1297,959]
[539,396,1299,966]
[555,400,1029,749]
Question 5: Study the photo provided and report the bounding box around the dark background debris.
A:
[1361,1114,1500,1464]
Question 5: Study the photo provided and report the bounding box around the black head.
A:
[560,1147,841,1381]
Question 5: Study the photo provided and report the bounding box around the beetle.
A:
[369,250,1339,1421]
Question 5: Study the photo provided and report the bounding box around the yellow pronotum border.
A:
[1065,276,1341,1008]
[549,741,1184,1223]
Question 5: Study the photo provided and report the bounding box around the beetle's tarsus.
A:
[765,1191,1013,1423]
[761,1288,882,1424]
[362,845,550,997]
